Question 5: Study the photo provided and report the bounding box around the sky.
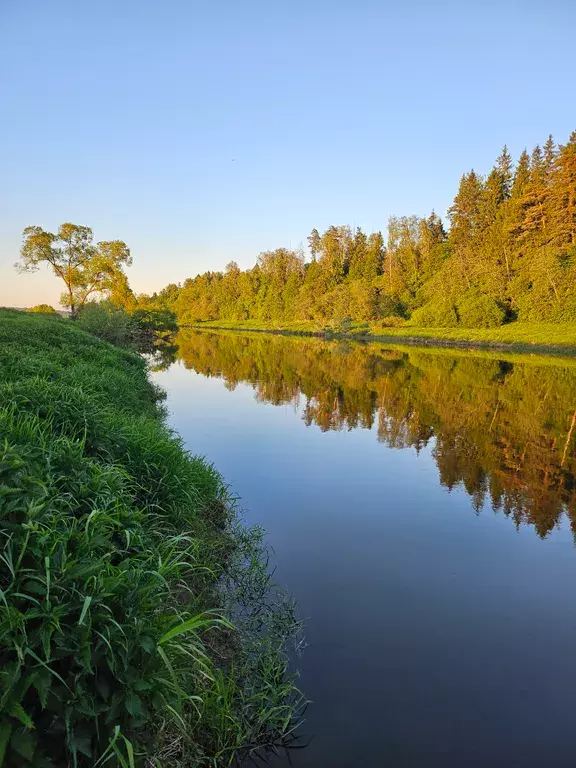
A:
[1,0,575,308]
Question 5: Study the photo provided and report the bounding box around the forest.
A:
[136,130,576,330]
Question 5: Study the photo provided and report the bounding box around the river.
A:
[153,329,576,768]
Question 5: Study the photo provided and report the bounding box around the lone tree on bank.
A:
[17,223,132,316]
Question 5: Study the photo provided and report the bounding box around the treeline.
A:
[141,130,576,328]
[177,329,576,538]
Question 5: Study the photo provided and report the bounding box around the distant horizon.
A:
[2,0,575,308]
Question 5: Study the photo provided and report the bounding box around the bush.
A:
[76,302,179,352]
[548,297,576,322]
[76,301,137,348]
[131,306,178,337]
[324,316,353,336]
[457,293,506,328]
[336,316,352,333]
[520,291,576,323]
[377,294,404,318]
[27,304,57,313]
[409,300,458,327]
[377,316,405,328]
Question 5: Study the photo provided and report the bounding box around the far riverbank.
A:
[183,319,576,356]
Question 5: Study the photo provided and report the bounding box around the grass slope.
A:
[0,310,302,767]
[186,319,576,353]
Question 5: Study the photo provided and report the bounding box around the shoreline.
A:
[183,322,576,357]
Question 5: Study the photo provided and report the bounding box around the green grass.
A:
[186,319,576,352]
[0,309,304,767]
[366,321,576,347]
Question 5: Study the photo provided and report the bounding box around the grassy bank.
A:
[184,319,576,353]
[0,310,303,767]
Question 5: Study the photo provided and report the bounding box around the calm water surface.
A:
[154,331,576,768]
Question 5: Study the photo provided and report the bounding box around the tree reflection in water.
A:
[176,329,576,540]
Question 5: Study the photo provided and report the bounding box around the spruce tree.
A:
[348,228,368,281]
[448,170,485,290]
[548,130,576,250]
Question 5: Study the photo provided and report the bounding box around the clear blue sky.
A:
[1,0,574,308]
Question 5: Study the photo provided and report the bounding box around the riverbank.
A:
[0,309,303,766]
[184,320,576,355]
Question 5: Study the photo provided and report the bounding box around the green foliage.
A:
[76,302,179,363]
[378,316,405,328]
[17,223,132,317]
[76,301,137,347]
[131,307,178,338]
[336,316,352,334]
[409,300,458,328]
[0,310,304,767]
[20,130,576,336]
[545,295,576,323]
[27,304,57,314]
[456,292,506,328]
[377,294,405,319]
[142,129,576,336]
[371,321,576,348]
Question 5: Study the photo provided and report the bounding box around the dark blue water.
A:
[154,334,576,767]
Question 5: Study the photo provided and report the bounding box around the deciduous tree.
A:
[17,223,132,317]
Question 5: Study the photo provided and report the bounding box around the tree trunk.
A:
[68,285,77,319]
[547,273,559,301]
[503,246,510,280]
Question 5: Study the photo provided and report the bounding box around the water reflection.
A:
[141,337,179,371]
[177,329,576,540]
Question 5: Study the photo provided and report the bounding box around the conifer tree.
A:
[348,228,368,280]
[544,134,558,169]
[448,171,485,289]
[549,131,576,249]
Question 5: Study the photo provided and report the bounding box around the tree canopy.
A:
[27,303,57,313]
[17,223,132,316]
[143,129,576,329]
[21,129,576,330]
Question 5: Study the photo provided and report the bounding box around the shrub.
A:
[76,302,179,352]
[549,297,576,322]
[131,306,178,337]
[377,294,404,318]
[378,316,405,328]
[522,292,576,323]
[76,301,137,348]
[27,304,57,313]
[324,316,353,336]
[457,293,506,328]
[336,316,352,333]
[409,300,458,327]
